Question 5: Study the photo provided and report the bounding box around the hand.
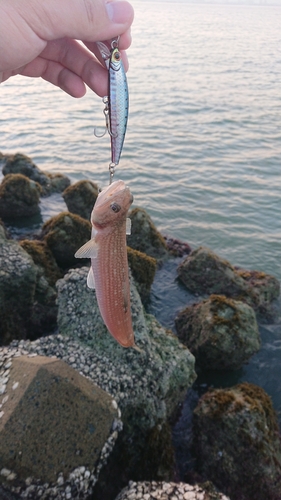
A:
[0,0,134,97]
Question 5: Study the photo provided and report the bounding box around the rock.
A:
[175,294,261,370]
[0,174,41,219]
[0,238,57,344]
[62,180,99,220]
[41,212,91,268]
[163,235,192,257]
[127,208,169,260]
[56,266,196,426]
[177,247,247,297]
[127,247,157,302]
[193,382,281,500]
[115,480,230,500]
[0,354,121,499]
[19,239,62,286]
[177,246,280,318]
[56,266,196,486]
[235,268,280,320]
[1,152,70,196]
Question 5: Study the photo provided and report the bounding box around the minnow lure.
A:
[75,180,140,351]
[96,38,129,183]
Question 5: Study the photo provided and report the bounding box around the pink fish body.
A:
[75,180,136,348]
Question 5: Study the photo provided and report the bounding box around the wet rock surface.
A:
[175,294,261,370]
[177,246,280,318]
[193,382,281,500]
[62,180,99,220]
[127,247,157,302]
[0,174,41,219]
[41,211,91,268]
[1,152,70,196]
[127,207,169,260]
[0,353,122,499]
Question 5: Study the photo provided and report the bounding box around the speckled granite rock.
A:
[127,208,169,260]
[0,353,122,499]
[56,266,196,429]
[177,246,280,319]
[62,180,99,220]
[0,174,41,219]
[1,152,70,196]
[114,480,230,500]
[41,212,91,268]
[193,383,281,500]
[175,294,261,370]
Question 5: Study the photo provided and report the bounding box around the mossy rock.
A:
[0,174,41,219]
[127,207,168,260]
[20,239,63,286]
[127,247,157,301]
[62,180,99,220]
[1,152,70,196]
[193,382,281,500]
[175,294,261,370]
[41,212,91,268]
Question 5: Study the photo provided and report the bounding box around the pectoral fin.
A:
[126,218,131,235]
[87,266,95,289]
[75,239,98,259]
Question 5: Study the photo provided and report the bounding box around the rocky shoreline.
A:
[1,152,281,500]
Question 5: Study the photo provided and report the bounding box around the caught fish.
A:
[96,38,129,181]
[75,180,138,349]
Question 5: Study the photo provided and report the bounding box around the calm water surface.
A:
[1,2,281,421]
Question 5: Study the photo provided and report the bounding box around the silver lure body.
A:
[109,47,129,167]
[96,41,129,169]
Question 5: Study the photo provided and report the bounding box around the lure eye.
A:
[114,51,121,61]
[110,202,121,213]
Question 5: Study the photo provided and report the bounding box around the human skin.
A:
[0,0,134,97]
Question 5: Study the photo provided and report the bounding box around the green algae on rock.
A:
[127,207,169,260]
[175,294,261,370]
[127,247,157,301]
[41,211,91,268]
[62,180,99,220]
[0,174,41,219]
[193,382,281,500]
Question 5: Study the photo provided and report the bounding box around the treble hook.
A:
[94,96,119,139]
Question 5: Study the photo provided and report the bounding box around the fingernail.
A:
[106,1,132,24]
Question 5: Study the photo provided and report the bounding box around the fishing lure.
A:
[96,38,129,183]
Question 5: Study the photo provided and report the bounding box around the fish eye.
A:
[110,202,121,213]
[114,51,121,61]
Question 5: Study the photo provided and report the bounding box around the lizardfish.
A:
[75,180,137,349]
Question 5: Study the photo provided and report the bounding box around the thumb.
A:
[27,0,134,43]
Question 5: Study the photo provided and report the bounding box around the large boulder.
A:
[19,239,62,286]
[62,180,99,220]
[177,246,280,318]
[115,481,230,500]
[0,174,41,219]
[193,383,281,500]
[56,267,196,427]
[0,236,57,344]
[127,208,169,260]
[1,152,70,196]
[175,294,261,370]
[41,212,91,268]
[0,354,121,499]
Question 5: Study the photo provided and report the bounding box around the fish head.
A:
[91,180,133,228]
